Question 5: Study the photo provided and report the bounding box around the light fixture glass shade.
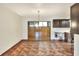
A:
[71,21,77,28]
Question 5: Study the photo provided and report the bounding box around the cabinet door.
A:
[53,20,60,27]
[71,4,79,34]
[77,19,79,34]
[71,19,78,34]
[71,4,78,19]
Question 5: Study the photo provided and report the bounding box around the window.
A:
[42,22,47,27]
[28,21,50,27]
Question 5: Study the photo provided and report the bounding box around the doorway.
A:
[28,21,51,41]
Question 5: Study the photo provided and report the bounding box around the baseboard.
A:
[0,39,26,56]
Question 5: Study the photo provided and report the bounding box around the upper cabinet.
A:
[71,4,79,34]
[53,19,70,28]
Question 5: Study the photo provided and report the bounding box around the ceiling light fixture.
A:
[37,10,40,20]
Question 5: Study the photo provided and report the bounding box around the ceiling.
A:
[0,3,74,18]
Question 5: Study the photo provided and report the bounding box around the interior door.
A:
[28,27,35,40]
[41,27,50,40]
[28,21,51,41]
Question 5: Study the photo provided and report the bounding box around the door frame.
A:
[28,21,51,41]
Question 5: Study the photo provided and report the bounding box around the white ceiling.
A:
[0,3,74,18]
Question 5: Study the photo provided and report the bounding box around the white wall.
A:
[22,19,28,39]
[0,6,22,55]
[74,34,79,56]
